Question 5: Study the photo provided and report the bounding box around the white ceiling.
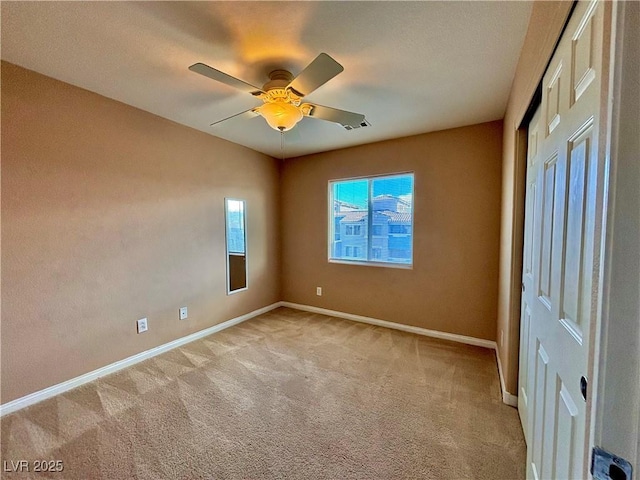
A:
[1,1,532,159]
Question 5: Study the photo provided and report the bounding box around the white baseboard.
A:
[0,302,281,417]
[495,349,519,407]
[280,302,497,349]
[2,301,518,415]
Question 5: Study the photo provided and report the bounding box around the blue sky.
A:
[333,174,413,209]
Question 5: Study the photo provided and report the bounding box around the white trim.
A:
[280,301,496,349]
[0,302,281,417]
[592,0,640,467]
[1,301,519,416]
[496,349,519,407]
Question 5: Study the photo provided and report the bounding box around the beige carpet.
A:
[1,307,525,479]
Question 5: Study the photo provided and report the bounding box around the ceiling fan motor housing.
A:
[262,70,294,92]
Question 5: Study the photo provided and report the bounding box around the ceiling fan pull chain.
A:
[281,131,285,160]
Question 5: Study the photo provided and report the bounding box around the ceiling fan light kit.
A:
[189,53,366,133]
[256,100,303,132]
[253,85,308,132]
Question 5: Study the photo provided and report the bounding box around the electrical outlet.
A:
[179,306,188,320]
[316,287,322,296]
[137,318,148,334]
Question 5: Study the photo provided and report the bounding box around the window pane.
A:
[371,174,413,264]
[226,199,245,254]
[331,179,368,261]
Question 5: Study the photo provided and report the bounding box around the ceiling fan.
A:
[189,53,367,133]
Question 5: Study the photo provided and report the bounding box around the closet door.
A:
[520,1,606,478]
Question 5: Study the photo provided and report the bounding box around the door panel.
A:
[553,380,579,479]
[531,340,549,476]
[520,1,605,478]
[546,64,562,135]
[520,304,531,409]
[538,154,559,308]
[560,122,594,341]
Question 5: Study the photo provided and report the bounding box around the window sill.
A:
[328,259,413,270]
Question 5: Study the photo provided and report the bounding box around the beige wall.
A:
[1,62,281,403]
[496,2,573,394]
[281,121,503,341]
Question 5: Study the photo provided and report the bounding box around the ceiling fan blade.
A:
[189,63,264,96]
[283,126,301,143]
[287,53,344,97]
[304,103,365,129]
[210,108,259,126]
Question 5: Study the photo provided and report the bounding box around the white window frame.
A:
[224,198,248,295]
[328,172,414,269]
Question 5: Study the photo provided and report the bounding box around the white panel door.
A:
[519,1,606,479]
[519,105,541,438]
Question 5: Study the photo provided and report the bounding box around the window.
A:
[389,225,411,234]
[329,173,414,266]
[345,225,362,235]
[389,249,410,259]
